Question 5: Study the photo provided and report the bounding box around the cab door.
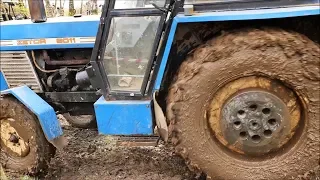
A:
[90,0,170,98]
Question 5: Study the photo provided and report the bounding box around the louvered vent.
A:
[0,51,43,92]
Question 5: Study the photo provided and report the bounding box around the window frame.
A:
[90,0,169,98]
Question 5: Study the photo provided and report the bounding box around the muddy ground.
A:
[2,117,319,180]
[42,119,320,180]
[43,126,198,180]
[34,115,198,180]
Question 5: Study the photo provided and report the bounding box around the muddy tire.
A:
[63,113,96,129]
[0,96,55,175]
[167,28,320,180]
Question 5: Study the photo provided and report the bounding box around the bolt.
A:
[9,133,19,144]
[249,120,261,130]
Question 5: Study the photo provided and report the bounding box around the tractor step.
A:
[115,135,160,147]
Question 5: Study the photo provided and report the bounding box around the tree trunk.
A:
[92,0,97,14]
[44,0,53,17]
[80,0,83,14]
[44,0,50,7]
[68,0,74,16]
[0,0,9,21]
[18,0,25,8]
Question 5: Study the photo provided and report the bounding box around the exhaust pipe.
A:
[27,0,47,23]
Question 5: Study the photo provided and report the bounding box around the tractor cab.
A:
[79,0,174,136]
[89,0,170,98]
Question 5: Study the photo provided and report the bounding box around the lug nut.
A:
[9,133,19,144]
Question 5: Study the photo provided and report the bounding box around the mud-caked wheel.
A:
[62,103,97,129]
[0,96,55,175]
[167,28,320,180]
[62,113,96,128]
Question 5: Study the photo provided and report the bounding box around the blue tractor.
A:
[1,0,319,179]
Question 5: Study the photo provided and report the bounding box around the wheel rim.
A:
[208,76,302,155]
[0,118,30,157]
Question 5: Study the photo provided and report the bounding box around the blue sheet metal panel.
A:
[0,43,95,51]
[0,71,9,91]
[1,86,63,140]
[0,19,99,40]
[153,5,320,91]
[94,97,153,135]
[175,6,320,23]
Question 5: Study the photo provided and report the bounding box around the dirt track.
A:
[45,127,320,180]
[44,120,320,180]
[43,124,199,180]
[2,121,319,180]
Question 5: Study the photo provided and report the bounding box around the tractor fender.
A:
[0,71,9,91]
[0,86,67,149]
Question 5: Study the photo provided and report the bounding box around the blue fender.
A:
[1,86,63,141]
[0,71,9,91]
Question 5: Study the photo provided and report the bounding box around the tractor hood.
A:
[0,15,100,51]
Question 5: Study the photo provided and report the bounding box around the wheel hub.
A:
[221,90,290,154]
[9,133,20,144]
[208,76,302,156]
[0,118,30,157]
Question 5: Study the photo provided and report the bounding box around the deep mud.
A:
[42,127,196,180]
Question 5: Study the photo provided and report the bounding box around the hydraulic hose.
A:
[31,50,58,73]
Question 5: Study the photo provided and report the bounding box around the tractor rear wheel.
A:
[0,96,55,175]
[167,28,319,180]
